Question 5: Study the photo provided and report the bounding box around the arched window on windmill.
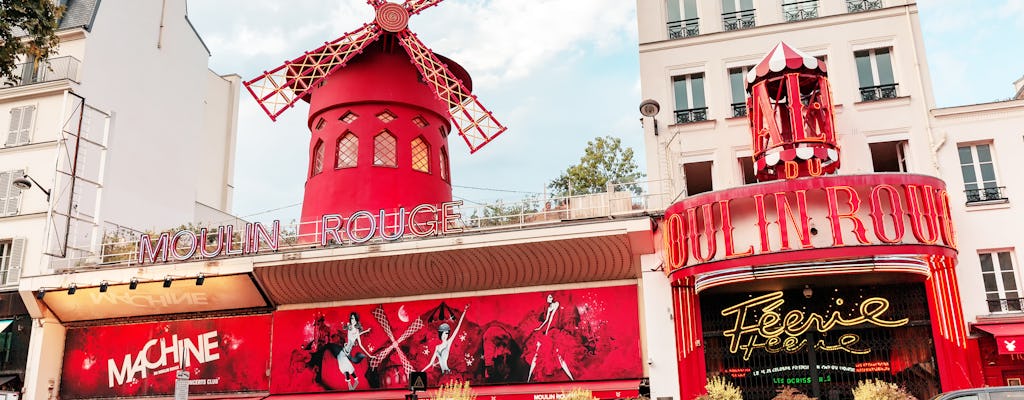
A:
[374,131,397,167]
[440,146,449,182]
[311,139,325,176]
[336,132,358,169]
[411,136,430,173]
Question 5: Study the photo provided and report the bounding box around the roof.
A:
[747,41,827,84]
[13,0,100,37]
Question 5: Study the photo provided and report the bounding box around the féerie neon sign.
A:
[137,201,463,264]
[721,291,908,360]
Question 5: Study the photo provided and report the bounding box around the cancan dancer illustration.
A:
[423,304,469,374]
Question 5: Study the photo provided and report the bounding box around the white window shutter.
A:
[0,171,10,216]
[6,107,22,147]
[18,105,34,145]
[5,238,26,285]
[6,169,23,216]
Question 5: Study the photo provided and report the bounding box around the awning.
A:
[976,323,1024,354]
[267,380,641,400]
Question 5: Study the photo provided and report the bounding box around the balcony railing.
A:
[783,0,819,22]
[859,83,899,101]
[2,56,80,88]
[674,107,708,124]
[988,297,1024,313]
[667,18,699,39]
[722,9,756,31]
[731,102,747,118]
[966,186,1008,204]
[847,0,883,13]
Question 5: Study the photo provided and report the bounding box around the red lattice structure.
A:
[746,42,840,181]
[244,0,506,153]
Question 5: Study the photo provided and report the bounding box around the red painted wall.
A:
[298,44,466,241]
[269,285,642,395]
[61,315,271,399]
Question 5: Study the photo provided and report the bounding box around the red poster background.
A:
[270,285,641,395]
[61,314,271,399]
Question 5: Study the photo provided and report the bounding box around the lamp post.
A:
[12,174,51,201]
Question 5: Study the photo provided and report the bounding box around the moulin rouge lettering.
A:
[662,183,956,271]
[107,330,220,388]
[137,201,463,264]
[721,292,908,360]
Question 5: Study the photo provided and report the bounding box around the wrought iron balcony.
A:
[2,56,80,88]
[667,18,699,39]
[731,102,747,118]
[783,0,819,22]
[722,9,756,31]
[965,186,1008,204]
[847,0,883,13]
[674,107,708,124]
[988,297,1024,313]
[859,83,899,101]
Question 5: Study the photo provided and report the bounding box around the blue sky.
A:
[186,1,1024,224]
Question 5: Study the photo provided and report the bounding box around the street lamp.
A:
[12,174,51,201]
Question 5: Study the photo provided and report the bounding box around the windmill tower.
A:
[245,0,506,240]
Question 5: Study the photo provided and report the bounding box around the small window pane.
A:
[983,273,998,292]
[411,137,430,173]
[374,132,397,167]
[312,141,325,175]
[336,133,358,169]
[721,0,736,13]
[976,144,992,162]
[875,49,895,85]
[1003,272,1018,291]
[981,253,995,272]
[980,163,996,182]
[667,0,682,21]
[683,0,697,19]
[673,76,690,110]
[440,147,449,181]
[729,68,746,104]
[691,74,706,108]
[957,146,974,164]
[855,51,873,88]
[999,252,1015,270]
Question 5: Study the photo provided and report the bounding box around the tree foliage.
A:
[0,0,63,83]
[548,136,645,197]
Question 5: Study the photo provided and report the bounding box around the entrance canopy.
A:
[975,323,1024,354]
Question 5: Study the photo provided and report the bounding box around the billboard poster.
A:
[270,285,641,394]
[61,315,271,399]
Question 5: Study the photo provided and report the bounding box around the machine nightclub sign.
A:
[61,315,271,399]
[662,174,956,274]
[137,201,464,264]
[721,291,908,360]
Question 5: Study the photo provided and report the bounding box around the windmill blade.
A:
[396,32,507,153]
[244,24,382,121]
[403,0,445,15]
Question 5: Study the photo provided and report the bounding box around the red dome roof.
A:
[747,42,827,84]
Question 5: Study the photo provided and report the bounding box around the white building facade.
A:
[0,0,239,397]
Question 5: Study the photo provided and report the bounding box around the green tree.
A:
[548,136,645,197]
[0,0,63,83]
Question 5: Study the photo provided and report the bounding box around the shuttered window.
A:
[0,170,25,216]
[0,238,26,286]
[6,105,35,147]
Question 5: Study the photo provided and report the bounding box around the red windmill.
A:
[244,0,506,240]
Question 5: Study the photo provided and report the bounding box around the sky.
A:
[184,0,1024,224]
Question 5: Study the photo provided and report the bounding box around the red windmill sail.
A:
[244,0,506,153]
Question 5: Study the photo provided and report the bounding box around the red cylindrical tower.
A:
[297,38,473,240]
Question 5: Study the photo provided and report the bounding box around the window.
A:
[958,143,1006,203]
[981,251,1020,313]
[373,131,397,167]
[340,111,358,123]
[683,161,713,195]
[869,140,908,172]
[738,157,757,184]
[311,140,325,176]
[0,170,25,216]
[0,239,24,286]
[315,117,326,130]
[721,0,755,31]
[6,105,35,147]
[855,48,897,101]
[728,66,752,117]
[411,116,429,128]
[411,137,430,173]
[666,0,699,38]
[440,147,449,182]
[782,0,818,22]
[376,110,396,123]
[335,132,358,169]
[672,73,707,123]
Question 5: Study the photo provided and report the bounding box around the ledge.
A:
[853,95,911,110]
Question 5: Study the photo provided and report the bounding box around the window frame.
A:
[335,132,359,169]
[0,238,25,286]
[373,130,398,168]
[0,170,26,217]
[957,142,1005,204]
[671,73,708,123]
[980,250,1021,313]
[410,136,431,174]
[311,140,325,177]
[6,105,36,147]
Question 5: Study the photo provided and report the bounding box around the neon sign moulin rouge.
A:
[662,175,957,273]
[137,201,463,264]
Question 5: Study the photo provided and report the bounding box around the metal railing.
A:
[722,9,756,31]
[731,102,747,118]
[988,297,1024,313]
[859,83,899,101]
[667,18,699,39]
[55,181,673,269]
[783,0,819,21]
[847,0,883,13]
[965,186,1008,204]
[2,56,80,88]
[674,107,708,124]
